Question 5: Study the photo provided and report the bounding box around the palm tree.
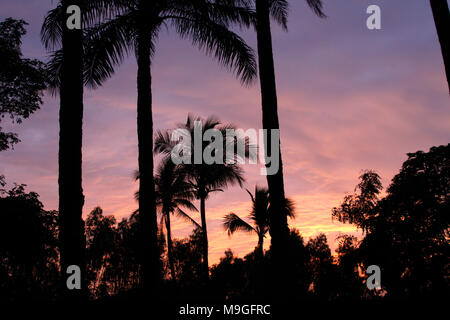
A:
[41,0,117,298]
[82,0,257,289]
[251,0,324,280]
[223,186,294,257]
[155,115,252,280]
[430,0,450,93]
[153,158,200,281]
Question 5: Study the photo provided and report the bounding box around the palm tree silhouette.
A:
[79,0,257,289]
[153,158,200,281]
[223,186,295,257]
[251,0,324,287]
[155,114,253,280]
[429,0,450,93]
[41,0,118,298]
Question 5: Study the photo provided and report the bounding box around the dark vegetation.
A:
[1,144,448,301]
[0,18,47,151]
[0,0,449,306]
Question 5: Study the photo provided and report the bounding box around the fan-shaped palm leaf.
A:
[224,213,255,236]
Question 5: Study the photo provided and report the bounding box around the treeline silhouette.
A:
[1,143,448,301]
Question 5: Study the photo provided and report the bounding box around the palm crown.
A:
[153,158,199,228]
[154,114,252,201]
[154,114,253,279]
[43,0,258,88]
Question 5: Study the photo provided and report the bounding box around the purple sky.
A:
[1,0,449,264]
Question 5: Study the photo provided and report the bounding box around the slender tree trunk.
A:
[199,195,209,281]
[58,0,87,300]
[165,213,176,281]
[255,0,290,264]
[136,26,159,293]
[430,0,450,93]
[257,233,264,258]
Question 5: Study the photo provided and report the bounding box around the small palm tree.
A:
[153,158,200,281]
[155,114,252,280]
[223,186,295,257]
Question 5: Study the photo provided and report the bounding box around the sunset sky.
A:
[1,0,449,264]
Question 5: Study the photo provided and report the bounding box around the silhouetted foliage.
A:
[171,228,204,289]
[0,184,58,301]
[334,144,450,298]
[108,212,143,293]
[265,229,311,299]
[85,207,117,297]
[0,18,47,151]
[306,233,338,299]
[2,142,448,302]
[155,114,252,280]
[332,170,382,233]
[223,186,295,257]
[334,234,365,299]
[210,250,246,299]
[153,158,199,281]
[83,207,169,299]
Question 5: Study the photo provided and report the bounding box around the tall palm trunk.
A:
[430,0,450,93]
[255,0,290,259]
[165,213,176,281]
[255,0,291,296]
[199,193,209,280]
[136,27,159,291]
[257,233,264,257]
[58,0,86,299]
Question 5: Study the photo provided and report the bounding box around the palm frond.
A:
[204,164,246,190]
[172,14,257,85]
[245,188,255,203]
[283,197,296,219]
[306,0,326,18]
[82,0,131,27]
[207,0,256,28]
[41,5,63,51]
[41,0,129,50]
[249,186,270,231]
[45,49,63,93]
[154,129,178,155]
[174,198,198,212]
[269,0,289,30]
[175,208,201,228]
[223,212,255,236]
[82,12,135,88]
